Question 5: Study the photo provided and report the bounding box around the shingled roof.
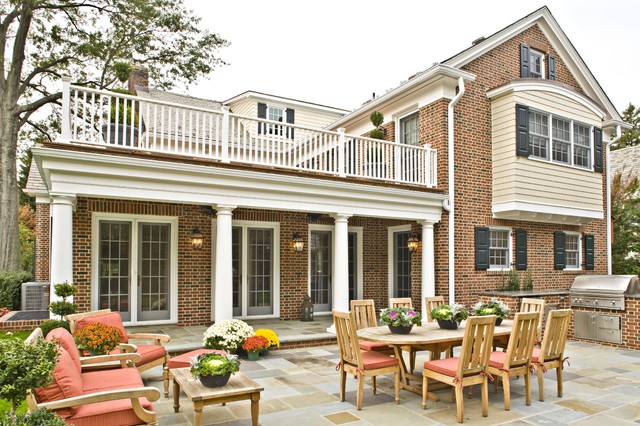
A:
[610,145,640,181]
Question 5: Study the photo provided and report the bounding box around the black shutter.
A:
[554,231,566,270]
[515,229,528,270]
[475,227,490,271]
[520,43,530,78]
[516,104,530,157]
[286,108,295,139]
[257,102,267,135]
[584,234,595,270]
[547,54,557,80]
[593,127,603,173]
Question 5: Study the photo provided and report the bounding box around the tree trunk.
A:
[0,100,22,271]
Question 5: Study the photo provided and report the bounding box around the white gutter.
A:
[447,77,466,304]
[607,125,622,274]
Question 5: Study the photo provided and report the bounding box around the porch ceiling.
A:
[32,146,446,222]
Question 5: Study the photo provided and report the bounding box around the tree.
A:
[0,0,228,271]
[611,103,640,150]
[611,172,640,274]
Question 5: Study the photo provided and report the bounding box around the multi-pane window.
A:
[400,113,419,146]
[528,109,593,169]
[267,105,284,135]
[489,229,510,269]
[529,50,544,78]
[565,233,580,269]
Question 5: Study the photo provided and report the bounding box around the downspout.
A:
[446,77,466,304]
[607,125,622,275]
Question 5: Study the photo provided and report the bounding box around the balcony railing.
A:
[60,79,437,187]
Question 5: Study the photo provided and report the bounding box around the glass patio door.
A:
[399,112,420,181]
[393,231,411,298]
[137,223,171,321]
[98,221,132,321]
[310,230,332,312]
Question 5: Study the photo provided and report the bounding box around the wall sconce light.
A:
[407,232,420,253]
[191,228,204,250]
[292,233,304,252]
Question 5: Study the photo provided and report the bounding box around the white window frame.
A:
[387,224,412,299]
[488,227,512,271]
[528,107,594,170]
[529,49,545,79]
[266,104,285,135]
[91,212,179,326]
[398,111,419,146]
[564,232,581,270]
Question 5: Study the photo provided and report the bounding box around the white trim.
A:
[350,226,364,300]
[487,226,513,271]
[486,80,606,119]
[212,219,281,320]
[564,231,582,271]
[493,200,603,224]
[91,212,179,326]
[387,224,412,300]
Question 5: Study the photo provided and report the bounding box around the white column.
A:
[214,205,236,321]
[49,194,76,307]
[420,221,436,319]
[332,213,352,313]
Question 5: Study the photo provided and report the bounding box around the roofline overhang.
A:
[223,90,349,114]
[328,64,476,130]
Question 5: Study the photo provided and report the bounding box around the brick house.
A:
[26,7,627,327]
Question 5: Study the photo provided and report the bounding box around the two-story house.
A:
[26,7,626,326]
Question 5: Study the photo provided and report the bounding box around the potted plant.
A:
[430,303,469,330]
[41,281,76,337]
[379,306,422,334]
[471,298,510,325]
[242,335,269,361]
[101,87,141,147]
[73,322,123,355]
[255,328,280,355]
[203,319,254,352]
[190,352,240,388]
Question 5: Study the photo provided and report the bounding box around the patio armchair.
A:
[531,308,571,402]
[487,311,540,410]
[422,315,496,423]
[25,327,161,426]
[333,310,400,410]
[67,309,171,397]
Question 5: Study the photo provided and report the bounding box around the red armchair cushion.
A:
[46,327,81,373]
[359,341,392,352]
[75,312,128,343]
[81,367,147,395]
[167,348,226,370]
[360,351,399,370]
[110,344,167,365]
[424,357,460,377]
[33,346,83,418]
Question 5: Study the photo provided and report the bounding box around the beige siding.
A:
[228,97,344,129]
[491,89,603,214]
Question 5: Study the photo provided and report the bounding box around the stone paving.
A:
[136,333,640,425]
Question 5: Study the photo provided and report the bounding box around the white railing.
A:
[60,79,437,187]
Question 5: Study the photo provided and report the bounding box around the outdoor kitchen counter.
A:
[478,289,569,298]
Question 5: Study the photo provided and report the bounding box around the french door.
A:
[392,230,412,298]
[95,216,176,324]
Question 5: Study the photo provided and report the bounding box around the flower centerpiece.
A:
[471,298,510,325]
[73,322,123,355]
[190,352,240,388]
[203,319,254,352]
[380,306,422,334]
[430,303,469,330]
[242,335,269,361]
[255,328,280,355]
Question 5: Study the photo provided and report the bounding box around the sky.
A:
[182,0,638,115]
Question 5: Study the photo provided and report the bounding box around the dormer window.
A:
[520,43,556,80]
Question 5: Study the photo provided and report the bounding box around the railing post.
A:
[221,105,230,163]
[338,127,346,177]
[61,77,72,143]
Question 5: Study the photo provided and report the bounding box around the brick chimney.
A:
[128,65,149,94]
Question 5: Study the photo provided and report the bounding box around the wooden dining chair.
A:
[333,310,400,410]
[520,298,546,342]
[350,299,394,355]
[422,315,496,423]
[389,297,413,309]
[531,309,571,402]
[425,296,445,322]
[487,311,540,410]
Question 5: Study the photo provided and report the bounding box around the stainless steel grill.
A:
[570,275,640,311]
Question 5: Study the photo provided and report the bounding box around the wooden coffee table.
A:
[172,367,263,426]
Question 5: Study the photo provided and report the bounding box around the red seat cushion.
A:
[34,346,83,418]
[488,351,508,369]
[360,351,399,370]
[75,312,128,343]
[167,348,226,370]
[81,367,146,394]
[424,357,460,377]
[109,344,167,365]
[67,395,153,426]
[46,328,81,373]
[359,341,392,352]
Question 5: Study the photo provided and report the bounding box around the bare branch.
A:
[19,57,73,95]
[25,120,54,143]
[18,92,62,115]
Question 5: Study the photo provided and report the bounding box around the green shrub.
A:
[39,320,70,338]
[369,128,385,140]
[0,271,32,311]
[370,111,384,128]
[0,407,66,425]
[49,282,76,320]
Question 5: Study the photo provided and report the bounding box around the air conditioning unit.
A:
[21,282,50,311]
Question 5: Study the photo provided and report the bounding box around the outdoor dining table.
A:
[357,320,513,400]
